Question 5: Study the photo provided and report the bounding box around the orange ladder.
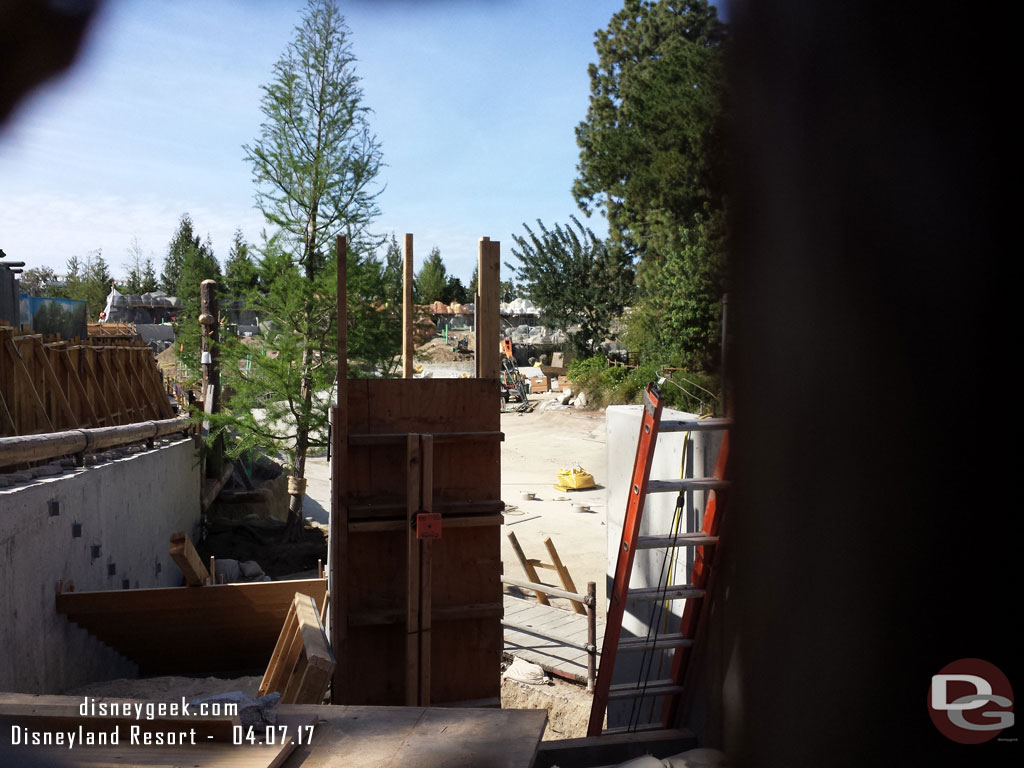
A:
[587,381,731,736]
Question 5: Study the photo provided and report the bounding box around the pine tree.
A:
[212,0,385,537]
[415,247,447,304]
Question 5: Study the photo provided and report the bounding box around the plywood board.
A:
[56,579,327,675]
[334,378,502,705]
[280,704,546,768]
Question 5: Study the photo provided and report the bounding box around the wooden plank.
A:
[475,237,501,379]
[506,532,550,605]
[169,532,210,586]
[54,346,101,427]
[259,597,300,697]
[402,232,414,378]
[1,328,52,434]
[405,434,422,706]
[544,536,587,615]
[56,579,328,674]
[281,704,547,768]
[330,234,349,704]
[286,593,335,705]
[420,433,433,706]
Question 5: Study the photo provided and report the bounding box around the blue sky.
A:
[0,0,632,285]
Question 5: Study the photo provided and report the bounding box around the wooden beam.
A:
[506,531,549,606]
[402,233,415,378]
[201,459,234,513]
[405,433,422,706]
[1,327,53,434]
[419,433,433,706]
[169,532,211,586]
[475,237,500,380]
[330,233,348,704]
[54,346,100,427]
[544,536,586,615]
[281,593,335,705]
[31,338,78,431]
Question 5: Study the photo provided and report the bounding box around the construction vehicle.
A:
[500,338,530,407]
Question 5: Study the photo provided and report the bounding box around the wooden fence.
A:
[0,324,175,439]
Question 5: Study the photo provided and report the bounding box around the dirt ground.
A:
[500,674,594,740]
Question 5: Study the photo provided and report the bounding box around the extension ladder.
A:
[587,382,731,736]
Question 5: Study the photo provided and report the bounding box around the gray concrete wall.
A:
[605,404,723,730]
[0,438,200,693]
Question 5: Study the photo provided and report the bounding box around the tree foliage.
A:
[574,0,728,370]
[18,266,59,297]
[62,249,112,321]
[508,216,633,355]
[162,213,220,310]
[415,247,447,304]
[243,0,382,269]
[123,237,158,295]
[214,0,384,536]
[223,229,259,299]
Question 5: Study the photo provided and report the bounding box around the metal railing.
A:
[501,576,598,691]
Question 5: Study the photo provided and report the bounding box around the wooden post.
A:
[506,530,549,606]
[405,434,422,705]
[475,237,500,380]
[199,279,219,411]
[199,279,222,479]
[329,234,348,704]
[402,233,415,379]
[419,433,433,706]
[544,536,586,615]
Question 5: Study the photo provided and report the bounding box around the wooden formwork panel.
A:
[334,378,503,705]
[56,578,327,676]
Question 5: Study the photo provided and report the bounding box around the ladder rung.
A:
[627,586,705,601]
[647,478,730,493]
[618,633,693,652]
[659,417,733,432]
[607,681,684,701]
[636,533,718,549]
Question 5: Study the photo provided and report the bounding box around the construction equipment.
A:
[499,338,530,407]
[587,381,731,736]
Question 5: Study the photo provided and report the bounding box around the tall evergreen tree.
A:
[223,228,259,300]
[415,247,447,304]
[213,0,384,537]
[574,0,728,370]
[380,233,403,311]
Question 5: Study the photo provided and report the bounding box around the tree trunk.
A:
[285,344,316,542]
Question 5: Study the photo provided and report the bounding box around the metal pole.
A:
[587,581,597,693]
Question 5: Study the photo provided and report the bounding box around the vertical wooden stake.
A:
[402,233,415,379]
[329,234,349,704]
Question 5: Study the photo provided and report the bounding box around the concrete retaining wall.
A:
[605,405,723,729]
[0,437,200,693]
